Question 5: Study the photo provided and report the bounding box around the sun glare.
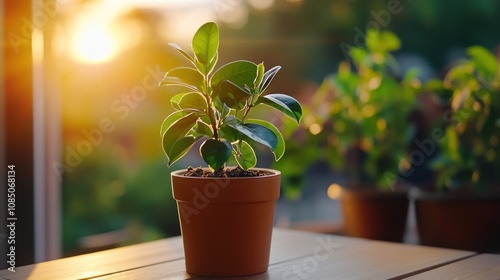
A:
[69,25,118,64]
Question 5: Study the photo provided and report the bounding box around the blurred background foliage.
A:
[56,0,500,256]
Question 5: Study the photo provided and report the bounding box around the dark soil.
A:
[181,166,269,177]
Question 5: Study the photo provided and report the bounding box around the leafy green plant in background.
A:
[62,144,175,256]
[302,29,422,189]
[159,22,302,172]
[62,144,127,255]
[430,46,500,191]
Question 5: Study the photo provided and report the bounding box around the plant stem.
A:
[204,75,219,140]
[241,98,254,122]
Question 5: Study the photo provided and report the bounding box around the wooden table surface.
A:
[1,228,498,280]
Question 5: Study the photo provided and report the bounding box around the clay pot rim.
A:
[171,167,281,203]
[409,187,500,201]
[339,188,409,200]
[171,167,281,180]
[338,183,410,197]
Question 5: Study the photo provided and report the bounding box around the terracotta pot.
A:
[171,168,280,277]
[412,188,500,252]
[340,187,409,242]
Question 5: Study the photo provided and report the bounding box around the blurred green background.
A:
[56,0,500,256]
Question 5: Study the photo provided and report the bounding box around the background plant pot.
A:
[171,168,280,277]
[339,187,409,242]
[411,188,500,252]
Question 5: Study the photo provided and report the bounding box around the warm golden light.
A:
[309,123,322,135]
[398,157,411,173]
[69,25,118,64]
[471,170,480,183]
[377,118,387,131]
[362,104,375,118]
[327,183,342,200]
[248,0,274,10]
[361,138,373,151]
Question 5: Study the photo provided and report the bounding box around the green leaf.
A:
[160,111,187,136]
[211,60,257,89]
[168,43,195,65]
[350,47,369,64]
[207,52,219,76]
[159,67,204,91]
[219,122,240,142]
[256,93,303,123]
[162,113,198,164]
[254,63,265,90]
[215,80,251,109]
[379,31,401,52]
[246,119,285,161]
[192,22,219,75]
[366,30,400,53]
[168,136,198,166]
[259,65,281,93]
[194,120,213,137]
[200,138,232,171]
[170,93,184,110]
[234,140,257,169]
[176,92,207,112]
[467,46,499,77]
[227,121,277,151]
[220,101,231,119]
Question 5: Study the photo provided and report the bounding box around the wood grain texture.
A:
[87,228,367,279]
[0,229,477,280]
[405,254,500,280]
[238,240,474,280]
[0,236,184,280]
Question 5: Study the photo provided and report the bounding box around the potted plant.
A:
[298,30,421,241]
[412,46,500,251]
[159,22,302,276]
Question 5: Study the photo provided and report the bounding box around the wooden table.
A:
[1,228,498,279]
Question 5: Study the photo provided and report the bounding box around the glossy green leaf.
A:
[192,22,219,75]
[259,65,281,93]
[177,92,207,112]
[207,52,219,76]
[234,140,257,169]
[215,80,251,109]
[220,101,231,119]
[211,60,257,88]
[219,122,240,142]
[170,93,184,110]
[200,138,232,171]
[227,121,277,151]
[194,120,213,137]
[246,119,285,161]
[159,67,204,91]
[160,111,187,136]
[162,113,198,163]
[168,43,195,65]
[254,63,265,90]
[256,94,303,123]
[168,136,198,166]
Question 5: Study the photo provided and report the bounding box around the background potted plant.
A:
[292,30,422,242]
[412,45,500,251]
[159,22,302,276]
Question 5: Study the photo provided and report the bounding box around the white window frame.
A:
[32,0,62,262]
